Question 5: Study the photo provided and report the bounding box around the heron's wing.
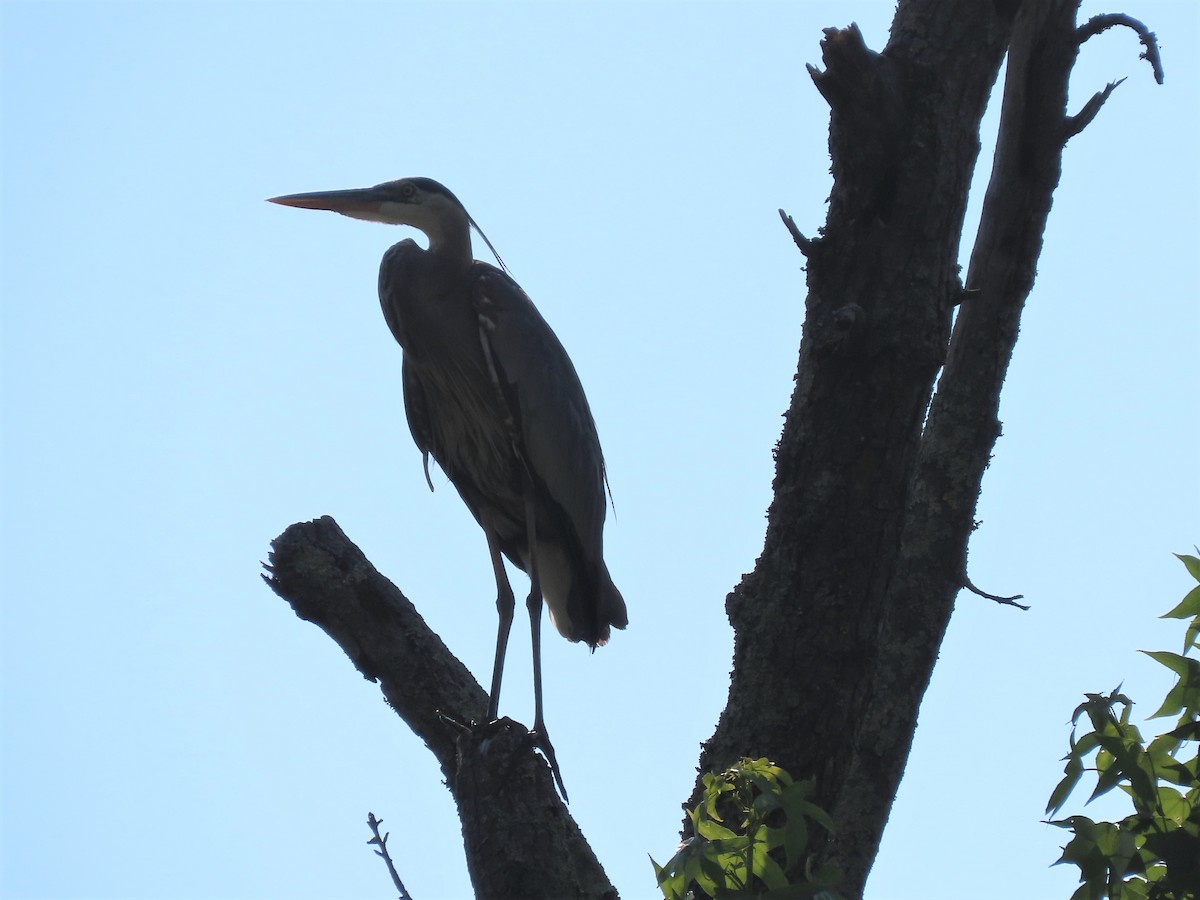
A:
[472,263,606,558]
[401,355,437,492]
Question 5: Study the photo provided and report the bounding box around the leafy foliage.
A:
[652,757,842,900]
[1046,554,1200,900]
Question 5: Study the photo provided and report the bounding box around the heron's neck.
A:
[424,217,473,269]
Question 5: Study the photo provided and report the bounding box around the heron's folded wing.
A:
[471,264,607,558]
[401,355,437,492]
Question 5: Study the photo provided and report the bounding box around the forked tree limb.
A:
[823,1,1159,886]
[697,7,1020,894]
[695,2,1164,895]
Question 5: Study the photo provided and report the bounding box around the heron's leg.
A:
[485,529,515,722]
[522,494,568,801]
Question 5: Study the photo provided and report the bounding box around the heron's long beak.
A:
[267,187,398,225]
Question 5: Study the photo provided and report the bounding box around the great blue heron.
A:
[268,177,626,796]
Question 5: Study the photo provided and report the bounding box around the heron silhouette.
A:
[268,177,626,796]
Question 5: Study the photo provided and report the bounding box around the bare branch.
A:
[264,517,618,900]
[806,23,882,111]
[262,516,485,772]
[367,813,413,900]
[963,574,1030,611]
[1077,13,1164,84]
[1063,77,1126,140]
[778,208,814,255]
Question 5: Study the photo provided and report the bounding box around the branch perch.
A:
[263,516,617,900]
[262,515,485,770]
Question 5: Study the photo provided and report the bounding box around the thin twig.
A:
[1076,13,1164,84]
[963,574,1030,611]
[367,812,413,900]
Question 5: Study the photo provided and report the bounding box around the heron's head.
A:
[268,177,470,251]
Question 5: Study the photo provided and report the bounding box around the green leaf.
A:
[696,847,731,894]
[753,790,785,817]
[1184,617,1200,655]
[1049,555,1200,900]
[666,759,841,898]
[752,842,789,889]
[1048,754,1087,816]
[796,800,836,832]
[1173,553,1200,584]
[1142,651,1200,719]
[1048,813,1097,834]
[697,817,739,841]
[701,790,726,825]
[1141,862,1168,883]
[1072,730,1101,758]
[1146,729,1182,759]
[1154,784,1189,824]
[651,852,689,900]
[1128,753,1166,818]
[1120,876,1150,899]
[1161,583,1200,619]
[1088,751,1126,803]
[1143,650,1196,679]
[1165,720,1200,742]
[1108,824,1141,881]
[780,814,809,871]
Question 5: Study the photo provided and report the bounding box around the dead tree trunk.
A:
[263,2,1162,897]
[698,2,1162,896]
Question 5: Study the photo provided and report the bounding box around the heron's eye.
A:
[398,182,417,200]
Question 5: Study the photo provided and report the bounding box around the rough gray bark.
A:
[263,2,1162,897]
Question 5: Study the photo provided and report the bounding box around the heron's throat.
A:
[422,219,473,265]
[370,199,472,264]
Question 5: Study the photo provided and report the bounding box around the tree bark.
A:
[263,2,1162,897]
[696,1,1161,895]
[696,2,1018,879]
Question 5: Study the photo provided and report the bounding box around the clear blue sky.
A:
[2,3,1196,898]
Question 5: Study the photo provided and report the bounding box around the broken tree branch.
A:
[778,208,813,255]
[263,516,617,900]
[963,574,1030,610]
[1077,13,1164,84]
[1064,78,1126,141]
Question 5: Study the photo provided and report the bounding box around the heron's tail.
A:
[539,544,626,648]
[592,566,627,649]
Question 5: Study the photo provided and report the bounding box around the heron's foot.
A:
[450,714,569,801]
[531,723,569,803]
